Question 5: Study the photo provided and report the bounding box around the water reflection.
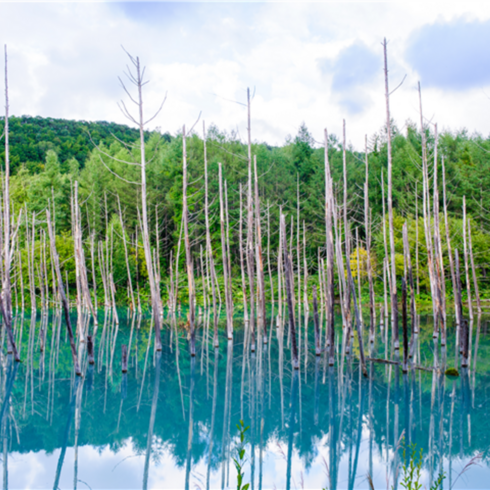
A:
[3,310,490,489]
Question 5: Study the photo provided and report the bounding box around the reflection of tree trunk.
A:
[437,360,446,481]
[279,331,284,430]
[53,376,80,490]
[1,356,17,490]
[403,373,410,447]
[73,360,85,490]
[368,358,373,482]
[472,315,481,407]
[314,357,320,425]
[328,366,337,490]
[206,348,219,490]
[259,345,265,490]
[393,356,400,490]
[221,341,233,488]
[142,351,162,490]
[448,380,456,490]
[428,343,438,485]
[184,357,195,490]
[250,349,256,490]
[350,371,365,490]
[461,368,470,451]
[286,370,299,490]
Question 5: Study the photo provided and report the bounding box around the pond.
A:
[3,307,490,489]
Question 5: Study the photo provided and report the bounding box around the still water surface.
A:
[3,309,490,489]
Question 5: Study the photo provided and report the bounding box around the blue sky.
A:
[1,1,490,148]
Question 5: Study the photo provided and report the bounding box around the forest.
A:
[0,112,488,308]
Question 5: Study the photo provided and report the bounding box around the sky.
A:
[1,1,490,149]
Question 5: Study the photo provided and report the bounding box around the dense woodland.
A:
[0,113,488,308]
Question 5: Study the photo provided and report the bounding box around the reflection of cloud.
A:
[406,18,490,91]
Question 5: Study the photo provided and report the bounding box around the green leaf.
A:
[239,449,245,459]
[243,484,250,490]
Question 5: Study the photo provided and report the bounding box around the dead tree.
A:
[254,155,267,343]
[218,162,232,340]
[46,209,81,375]
[281,214,299,369]
[442,157,458,329]
[0,46,20,361]
[467,219,481,315]
[324,129,335,366]
[364,135,375,343]
[345,239,368,377]
[418,83,438,337]
[462,197,473,322]
[202,121,218,347]
[313,285,321,356]
[383,39,399,349]
[183,125,196,354]
[115,49,164,350]
[246,88,256,351]
[402,223,417,337]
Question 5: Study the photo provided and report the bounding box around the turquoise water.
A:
[3,308,490,489]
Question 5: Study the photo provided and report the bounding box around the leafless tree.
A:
[109,49,166,350]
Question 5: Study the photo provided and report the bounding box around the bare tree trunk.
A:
[296,175,302,319]
[224,180,233,322]
[182,126,196,355]
[203,122,218,347]
[277,205,283,326]
[281,214,298,369]
[442,157,458,330]
[303,220,308,311]
[415,182,420,296]
[46,209,80,375]
[218,162,232,340]
[313,285,321,356]
[345,239,367,377]
[342,120,351,328]
[324,129,335,366]
[73,182,97,334]
[122,53,162,350]
[454,250,464,354]
[174,216,184,311]
[467,220,481,315]
[402,223,417,338]
[254,156,267,343]
[462,197,473,321]
[356,228,363,327]
[1,45,18,360]
[418,83,438,337]
[402,278,408,373]
[432,125,445,340]
[381,170,389,328]
[89,231,97,314]
[239,183,249,322]
[267,201,274,310]
[364,136,375,343]
[383,39,399,349]
[246,88,256,352]
[118,195,136,313]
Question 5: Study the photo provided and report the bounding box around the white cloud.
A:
[2,2,490,152]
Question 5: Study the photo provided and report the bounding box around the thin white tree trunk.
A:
[182,125,196,354]
[383,39,399,349]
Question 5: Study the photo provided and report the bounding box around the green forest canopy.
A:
[1,114,489,305]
